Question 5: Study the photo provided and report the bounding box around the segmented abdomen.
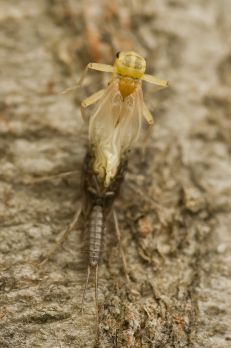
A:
[88,205,104,267]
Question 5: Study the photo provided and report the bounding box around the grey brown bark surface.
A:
[0,1,230,347]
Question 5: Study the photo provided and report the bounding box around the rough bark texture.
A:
[0,1,230,347]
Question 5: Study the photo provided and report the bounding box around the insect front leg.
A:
[62,63,114,94]
[81,89,105,122]
[78,63,114,86]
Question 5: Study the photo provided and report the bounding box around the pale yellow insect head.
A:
[115,51,146,79]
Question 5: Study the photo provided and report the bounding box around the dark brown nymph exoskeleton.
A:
[80,152,127,323]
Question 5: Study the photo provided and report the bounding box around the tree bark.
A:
[0,1,230,347]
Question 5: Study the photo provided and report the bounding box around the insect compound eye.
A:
[116,51,120,58]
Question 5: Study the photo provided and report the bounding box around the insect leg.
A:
[81,89,105,122]
[142,73,169,88]
[79,63,114,85]
[62,63,114,93]
[113,210,130,283]
[39,206,82,267]
[25,170,80,184]
[143,102,154,126]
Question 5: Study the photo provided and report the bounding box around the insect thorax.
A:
[117,76,140,99]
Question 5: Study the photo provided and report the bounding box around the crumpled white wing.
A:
[89,79,143,186]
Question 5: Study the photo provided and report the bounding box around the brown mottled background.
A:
[0,1,230,347]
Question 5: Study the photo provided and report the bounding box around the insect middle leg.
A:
[142,73,169,88]
[81,89,105,122]
[143,102,154,126]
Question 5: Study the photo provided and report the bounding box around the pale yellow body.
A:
[64,51,169,186]
[114,51,145,98]
[64,50,168,126]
